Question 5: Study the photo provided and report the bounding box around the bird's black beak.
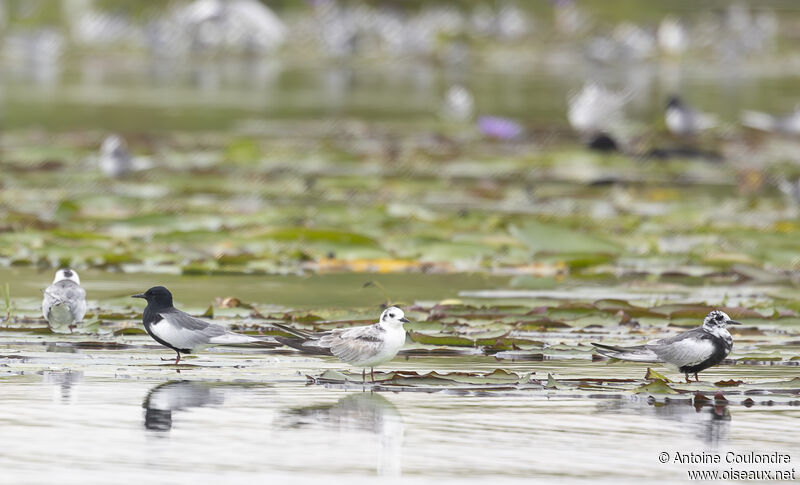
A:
[131,293,146,299]
[728,320,742,325]
[400,317,410,323]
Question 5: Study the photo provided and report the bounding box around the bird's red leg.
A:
[175,352,181,365]
[694,373,699,382]
[371,367,375,382]
[362,368,366,383]
[685,373,691,383]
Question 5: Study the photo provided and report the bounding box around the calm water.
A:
[4,53,800,133]
[1,334,798,484]
[0,267,509,310]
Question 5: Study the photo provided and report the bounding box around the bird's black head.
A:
[702,310,741,329]
[666,95,682,109]
[132,286,173,308]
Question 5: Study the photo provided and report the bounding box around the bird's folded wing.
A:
[320,324,385,363]
[43,283,86,322]
[61,285,87,321]
[650,335,714,367]
[155,311,227,349]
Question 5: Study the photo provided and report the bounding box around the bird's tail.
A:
[271,322,316,339]
[741,110,776,132]
[592,342,662,362]
[274,336,333,356]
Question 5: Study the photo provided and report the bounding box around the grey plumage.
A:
[646,327,716,366]
[42,269,86,333]
[323,325,388,364]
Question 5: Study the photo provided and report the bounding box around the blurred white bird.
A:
[42,268,86,333]
[567,82,631,134]
[741,106,800,135]
[99,134,132,178]
[665,96,717,136]
[177,0,286,52]
[441,85,475,122]
[658,16,689,56]
[777,177,800,206]
[613,22,656,61]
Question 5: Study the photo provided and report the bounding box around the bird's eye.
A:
[715,314,723,321]
[389,313,395,318]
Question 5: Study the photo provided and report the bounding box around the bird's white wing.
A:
[319,324,385,364]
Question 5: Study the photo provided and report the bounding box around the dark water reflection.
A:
[142,381,227,432]
[595,398,731,447]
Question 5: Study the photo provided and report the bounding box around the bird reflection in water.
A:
[596,397,731,446]
[42,370,83,404]
[281,392,404,476]
[142,381,225,432]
